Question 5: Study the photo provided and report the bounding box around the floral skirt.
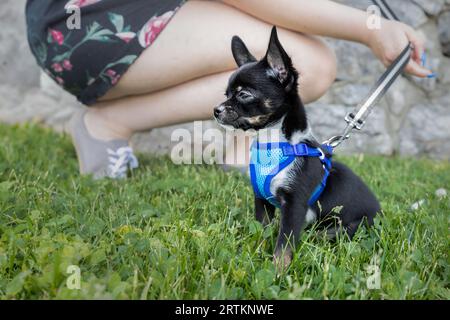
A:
[26,0,186,105]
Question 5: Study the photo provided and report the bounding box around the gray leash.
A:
[372,0,399,21]
[324,0,411,148]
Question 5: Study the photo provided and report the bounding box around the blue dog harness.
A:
[249,140,333,208]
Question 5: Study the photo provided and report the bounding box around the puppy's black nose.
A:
[214,105,226,118]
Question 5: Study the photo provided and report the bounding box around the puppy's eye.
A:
[236,91,254,102]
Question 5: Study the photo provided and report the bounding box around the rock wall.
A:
[314,0,450,159]
[0,0,449,159]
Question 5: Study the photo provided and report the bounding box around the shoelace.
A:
[106,146,139,179]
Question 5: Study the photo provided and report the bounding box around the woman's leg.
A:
[102,0,335,102]
[88,0,336,141]
[85,71,232,140]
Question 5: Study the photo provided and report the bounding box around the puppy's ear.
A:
[264,26,292,84]
[231,36,256,67]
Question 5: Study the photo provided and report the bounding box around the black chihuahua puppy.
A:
[214,27,381,267]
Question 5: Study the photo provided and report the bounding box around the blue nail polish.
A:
[421,52,426,66]
[427,73,436,79]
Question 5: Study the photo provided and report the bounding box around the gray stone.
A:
[399,99,450,159]
[384,77,412,117]
[412,0,445,16]
[438,56,450,84]
[339,0,431,27]
[331,82,372,106]
[388,1,429,28]
[0,0,40,90]
[325,38,383,81]
[438,10,450,56]
[334,0,373,11]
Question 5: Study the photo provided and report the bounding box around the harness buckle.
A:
[282,143,308,156]
[294,144,308,156]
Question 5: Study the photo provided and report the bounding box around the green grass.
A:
[0,123,448,300]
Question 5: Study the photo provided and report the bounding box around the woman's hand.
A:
[366,20,432,78]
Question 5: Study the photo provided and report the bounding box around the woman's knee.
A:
[315,40,337,93]
[290,37,337,103]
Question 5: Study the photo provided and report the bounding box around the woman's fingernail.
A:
[421,52,426,66]
[427,72,436,79]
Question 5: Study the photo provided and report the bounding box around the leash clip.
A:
[322,135,349,148]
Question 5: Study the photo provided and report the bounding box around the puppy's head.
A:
[214,27,299,131]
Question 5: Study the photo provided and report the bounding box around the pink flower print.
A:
[62,59,73,71]
[65,0,102,9]
[49,29,64,45]
[106,69,117,78]
[116,32,136,44]
[111,75,121,85]
[51,63,64,73]
[105,69,120,85]
[138,10,176,48]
